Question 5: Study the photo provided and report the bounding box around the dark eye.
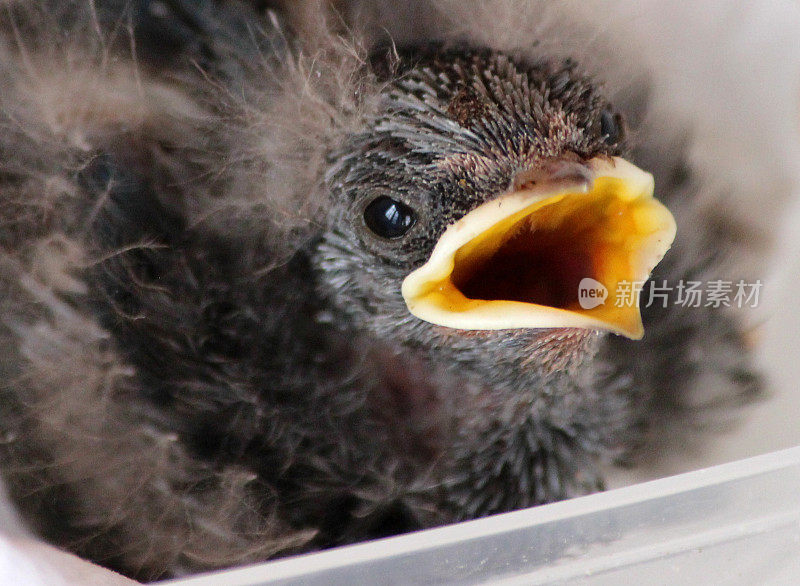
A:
[599,109,623,145]
[363,196,417,239]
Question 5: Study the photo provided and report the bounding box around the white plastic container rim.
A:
[162,445,800,585]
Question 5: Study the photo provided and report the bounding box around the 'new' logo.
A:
[578,278,608,309]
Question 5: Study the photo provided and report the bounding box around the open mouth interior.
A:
[451,194,606,310]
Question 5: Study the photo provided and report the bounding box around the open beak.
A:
[401,157,676,339]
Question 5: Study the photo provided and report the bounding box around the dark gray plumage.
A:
[0,0,760,581]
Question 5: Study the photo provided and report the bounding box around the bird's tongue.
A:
[401,157,676,339]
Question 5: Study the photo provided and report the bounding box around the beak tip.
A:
[619,324,645,340]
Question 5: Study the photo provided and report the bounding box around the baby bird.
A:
[0,0,760,580]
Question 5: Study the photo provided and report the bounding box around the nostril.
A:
[513,158,592,192]
[513,167,547,191]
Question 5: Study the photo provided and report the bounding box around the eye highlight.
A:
[363,196,417,239]
[599,109,623,145]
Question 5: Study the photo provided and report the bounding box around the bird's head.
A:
[316,46,675,371]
